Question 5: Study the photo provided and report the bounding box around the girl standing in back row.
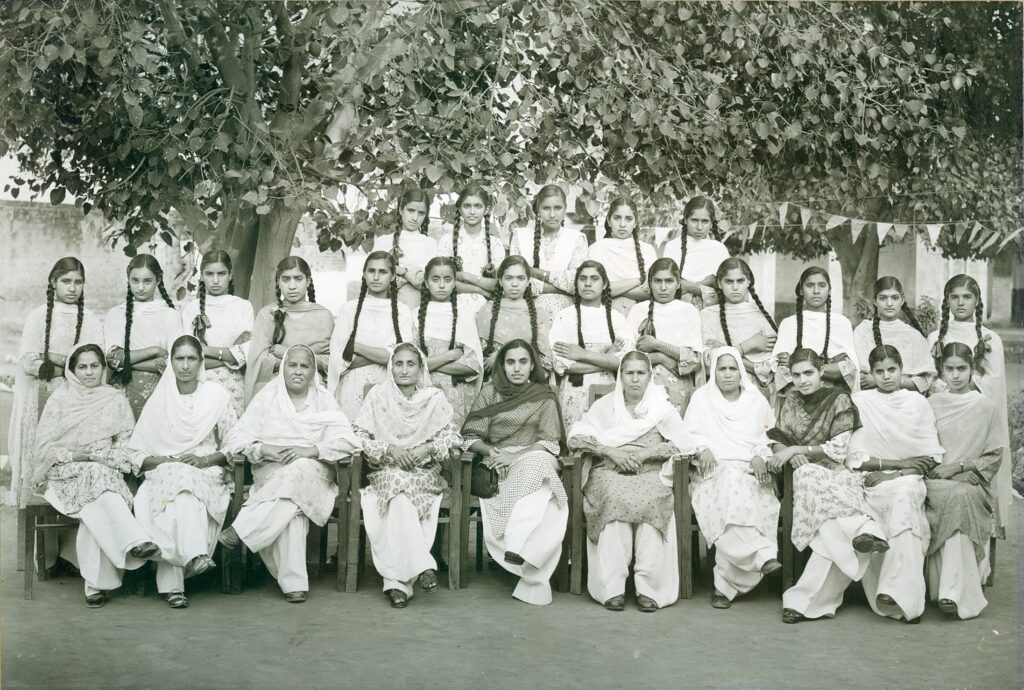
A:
[587,197,658,315]
[437,185,506,318]
[852,276,934,393]
[372,188,440,310]
[661,196,730,309]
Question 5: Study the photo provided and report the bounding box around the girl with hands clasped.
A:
[371,188,440,309]
[587,197,658,315]
[477,255,554,379]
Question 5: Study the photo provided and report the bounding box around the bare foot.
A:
[218,527,240,549]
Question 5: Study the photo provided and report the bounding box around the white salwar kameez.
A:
[927,534,990,620]
[372,231,440,309]
[180,294,255,417]
[509,226,588,317]
[587,237,658,315]
[684,347,780,601]
[772,310,860,393]
[438,229,507,318]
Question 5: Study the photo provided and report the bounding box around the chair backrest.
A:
[587,383,614,409]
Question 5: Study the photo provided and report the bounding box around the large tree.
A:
[1,1,1019,312]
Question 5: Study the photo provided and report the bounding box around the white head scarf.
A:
[355,344,454,447]
[129,335,230,456]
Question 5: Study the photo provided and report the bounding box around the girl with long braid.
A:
[10,258,101,522]
[244,256,333,403]
[476,255,554,378]
[327,251,417,419]
[371,188,440,310]
[626,258,703,416]
[852,276,934,393]
[437,185,506,317]
[416,257,483,425]
[661,196,730,309]
[701,258,778,401]
[771,266,859,394]
[549,260,633,432]
[927,274,1010,537]
[588,197,659,316]
[180,250,255,417]
[103,254,184,418]
[509,184,588,318]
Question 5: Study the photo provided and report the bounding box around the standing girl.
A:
[244,256,333,403]
[626,258,703,415]
[587,197,658,315]
[853,276,934,393]
[327,251,417,419]
[371,188,440,309]
[927,274,1010,537]
[416,257,484,425]
[104,254,184,418]
[549,260,633,432]
[9,257,102,510]
[477,255,554,378]
[661,196,730,308]
[772,266,859,394]
[180,250,255,417]
[702,257,778,401]
[509,184,588,317]
[437,185,506,317]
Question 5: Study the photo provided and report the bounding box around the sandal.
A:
[85,592,107,608]
[418,569,439,594]
[166,590,189,609]
[128,541,161,561]
[760,558,783,576]
[603,595,626,611]
[876,593,898,608]
[387,589,408,609]
[852,533,890,554]
[284,591,307,604]
[186,555,216,578]
[937,598,959,616]
[636,594,659,613]
[503,551,525,566]
[217,527,240,549]
[711,589,732,609]
[782,608,806,624]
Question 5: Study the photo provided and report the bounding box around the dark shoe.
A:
[760,558,783,576]
[603,595,626,611]
[128,541,161,561]
[387,589,408,609]
[504,551,525,566]
[166,590,189,609]
[852,533,890,554]
[711,589,732,609]
[85,592,107,608]
[284,591,307,604]
[217,527,240,549]
[636,594,658,613]
[185,555,216,578]
[782,608,806,624]
[418,569,439,594]
[876,593,898,608]
[938,598,959,616]
[905,615,922,624]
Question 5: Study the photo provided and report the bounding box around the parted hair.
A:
[343,251,403,362]
[867,343,903,369]
[938,341,976,369]
[712,257,777,347]
[570,259,615,387]
[483,255,540,357]
[870,276,926,348]
[117,254,175,385]
[679,196,717,276]
[530,185,567,268]
[935,274,988,374]
[788,347,823,371]
[68,343,105,372]
[271,256,316,346]
[418,256,462,385]
[794,266,832,361]
[194,249,235,344]
[453,185,495,277]
[604,196,646,282]
[39,257,86,381]
[391,188,431,260]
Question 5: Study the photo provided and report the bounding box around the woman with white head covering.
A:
[353,343,463,608]
[683,347,781,609]
[32,342,160,607]
[129,335,236,608]
[568,351,693,612]
[220,344,361,603]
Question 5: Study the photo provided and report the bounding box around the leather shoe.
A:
[284,591,307,604]
[711,589,732,609]
[603,595,626,611]
[760,558,782,575]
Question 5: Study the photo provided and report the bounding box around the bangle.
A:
[806,445,812,455]
[219,347,224,360]
[959,460,964,472]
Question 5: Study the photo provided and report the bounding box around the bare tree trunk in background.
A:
[830,220,880,321]
[245,204,303,310]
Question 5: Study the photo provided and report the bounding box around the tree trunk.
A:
[830,221,880,322]
[246,204,304,311]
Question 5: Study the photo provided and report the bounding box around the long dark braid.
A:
[794,266,830,360]
[271,256,314,346]
[194,249,234,344]
[822,293,832,361]
[569,260,615,387]
[39,257,84,380]
[484,282,503,358]
[345,280,368,362]
[972,288,987,374]
[571,289,585,388]
[483,213,494,276]
[644,257,681,339]
[418,256,461,384]
[343,251,398,362]
[525,285,539,353]
[901,303,926,337]
[118,254,172,385]
[196,280,208,343]
[452,202,463,272]
[715,285,731,345]
[531,185,566,269]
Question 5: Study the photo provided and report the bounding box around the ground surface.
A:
[1,501,1019,689]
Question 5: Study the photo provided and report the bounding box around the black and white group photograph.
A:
[0,1,1020,688]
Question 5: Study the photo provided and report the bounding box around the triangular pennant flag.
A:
[998,227,1023,250]
[800,206,813,229]
[893,223,910,241]
[925,223,943,246]
[778,202,789,228]
[748,221,758,240]
[979,231,1002,253]
[876,222,893,243]
[968,222,984,246]
[954,222,970,243]
[850,219,866,243]
[825,214,848,231]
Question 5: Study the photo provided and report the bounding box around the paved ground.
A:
[1,502,1019,688]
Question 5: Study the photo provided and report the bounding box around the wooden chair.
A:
[564,383,700,599]
[22,497,77,600]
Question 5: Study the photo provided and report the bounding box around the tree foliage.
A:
[1,1,1019,309]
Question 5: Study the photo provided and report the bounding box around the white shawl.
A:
[421,300,483,378]
[853,318,934,376]
[626,300,704,353]
[587,238,658,282]
[662,236,730,282]
[371,231,439,277]
[180,294,254,350]
[514,226,583,271]
[326,295,418,394]
[772,310,859,371]
[849,389,944,463]
[103,300,184,352]
[549,304,633,373]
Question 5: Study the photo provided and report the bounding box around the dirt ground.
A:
[0,503,1018,689]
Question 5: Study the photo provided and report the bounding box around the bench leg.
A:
[23,512,34,600]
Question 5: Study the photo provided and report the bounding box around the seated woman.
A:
[568,351,692,612]
[684,347,781,609]
[129,335,236,609]
[765,348,887,624]
[353,344,463,609]
[32,343,160,608]
[925,343,1004,620]
[848,345,943,623]
[220,345,361,603]
[461,339,568,605]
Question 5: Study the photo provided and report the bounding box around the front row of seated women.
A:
[33,334,1001,622]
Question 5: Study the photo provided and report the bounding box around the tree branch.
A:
[156,0,200,74]
[275,4,301,112]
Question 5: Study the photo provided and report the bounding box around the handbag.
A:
[470,456,499,498]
